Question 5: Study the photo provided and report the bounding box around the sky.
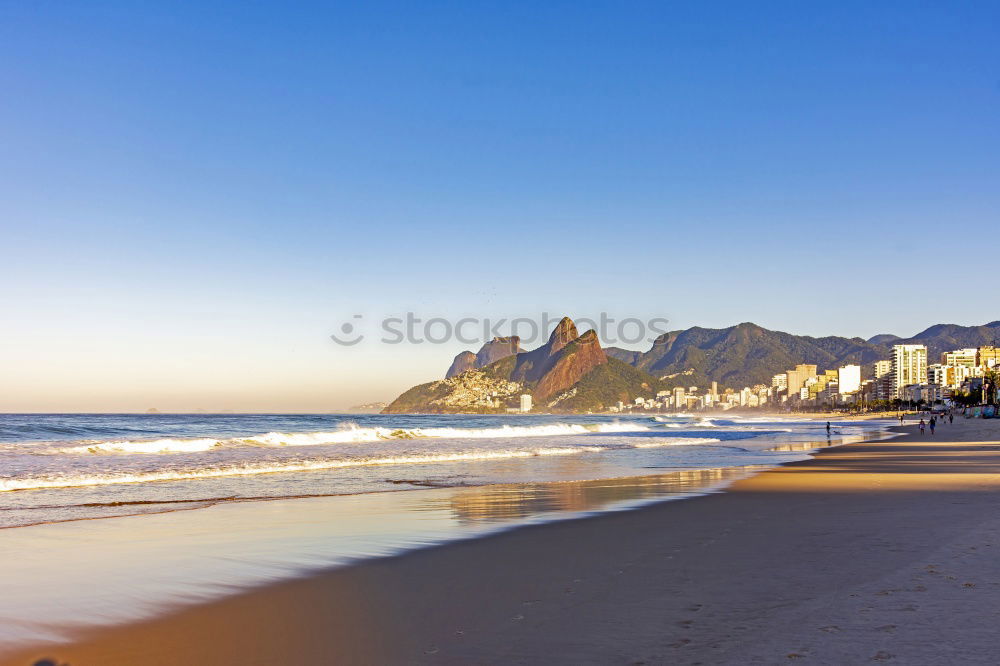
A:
[1,1,998,412]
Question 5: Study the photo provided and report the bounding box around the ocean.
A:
[0,412,887,529]
[0,412,894,649]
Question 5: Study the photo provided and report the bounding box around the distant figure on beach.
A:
[899,413,904,424]
[826,421,831,436]
[949,413,954,424]
[930,416,936,435]
[919,419,925,434]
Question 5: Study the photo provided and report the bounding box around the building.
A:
[672,387,686,409]
[900,383,944,404]
[519,394,532,413]
[772,373,788,390]
[927,364,953,388]
[837,364,861,395]
[786,364,818,396]
[890,344,928,399]
[942,348,978,368]
[979,346,1000,369]
[869,360,893,400]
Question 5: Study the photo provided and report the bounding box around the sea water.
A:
[0,412,893,650]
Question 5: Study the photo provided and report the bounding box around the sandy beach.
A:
[6,415,1000,665]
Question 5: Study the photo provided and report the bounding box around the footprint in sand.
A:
[871,651,895,661]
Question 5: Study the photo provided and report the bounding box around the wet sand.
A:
[7,416,1000,665]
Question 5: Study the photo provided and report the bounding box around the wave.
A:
[54,422,654,455]
[0,437,721,492]
[62,438,223,454]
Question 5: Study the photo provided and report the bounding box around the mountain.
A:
[605,320,1000,390]
[381,369,525,414]
[896,321,1000,358]
[385,318,1000,414]
[445,336,522,378]
[546,357,665,412]
[533,329,607,400]
[605,322,886,390]
[445,351,477,378]
[867,334,901,346]
[384,317,654,413]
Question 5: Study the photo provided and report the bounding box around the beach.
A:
[3,414,998,665]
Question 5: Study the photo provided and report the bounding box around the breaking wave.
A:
[1,436,721,492]
[55,422,654,455]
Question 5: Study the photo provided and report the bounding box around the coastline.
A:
[7,415,1000,665]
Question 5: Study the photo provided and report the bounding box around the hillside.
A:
[384,317,659,414]
[545,358,666,413]
[605,322,885,390]
[445,336,522,378]
[896,321,1000,358]
[605,320,1000,390]
[386,319,1000,413]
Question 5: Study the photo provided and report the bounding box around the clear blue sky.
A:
[1,2,998,410]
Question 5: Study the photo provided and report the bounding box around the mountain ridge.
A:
[605,320,1000,390]
[384,319,1000,413]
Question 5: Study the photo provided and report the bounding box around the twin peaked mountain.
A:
[383,317,658,413]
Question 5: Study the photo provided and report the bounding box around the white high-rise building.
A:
[771,373,788,390]
[837,364,862,395]
[672,387,686,409]
[519,394,533,413]
[890,344,927,398]
[927,364,952,388]
[942,348,978,368]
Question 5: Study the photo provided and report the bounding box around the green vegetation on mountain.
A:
[605,321,1000,390]
[545,358,666,413]
[385,319,1000,414]
[381,379,455,414]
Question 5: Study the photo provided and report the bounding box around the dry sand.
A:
[7,416,1000,665]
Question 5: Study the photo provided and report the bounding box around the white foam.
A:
[0,436,720,492]
[52,422,654,455]
[59,438,222,454]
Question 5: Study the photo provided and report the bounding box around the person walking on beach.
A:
[919,419,925,434]
[899,413,905,425]
[826,421,831,436]
[930,416,936,435]
[949,412,954,424]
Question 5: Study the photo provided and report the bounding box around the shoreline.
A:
[7,416,1000,664]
